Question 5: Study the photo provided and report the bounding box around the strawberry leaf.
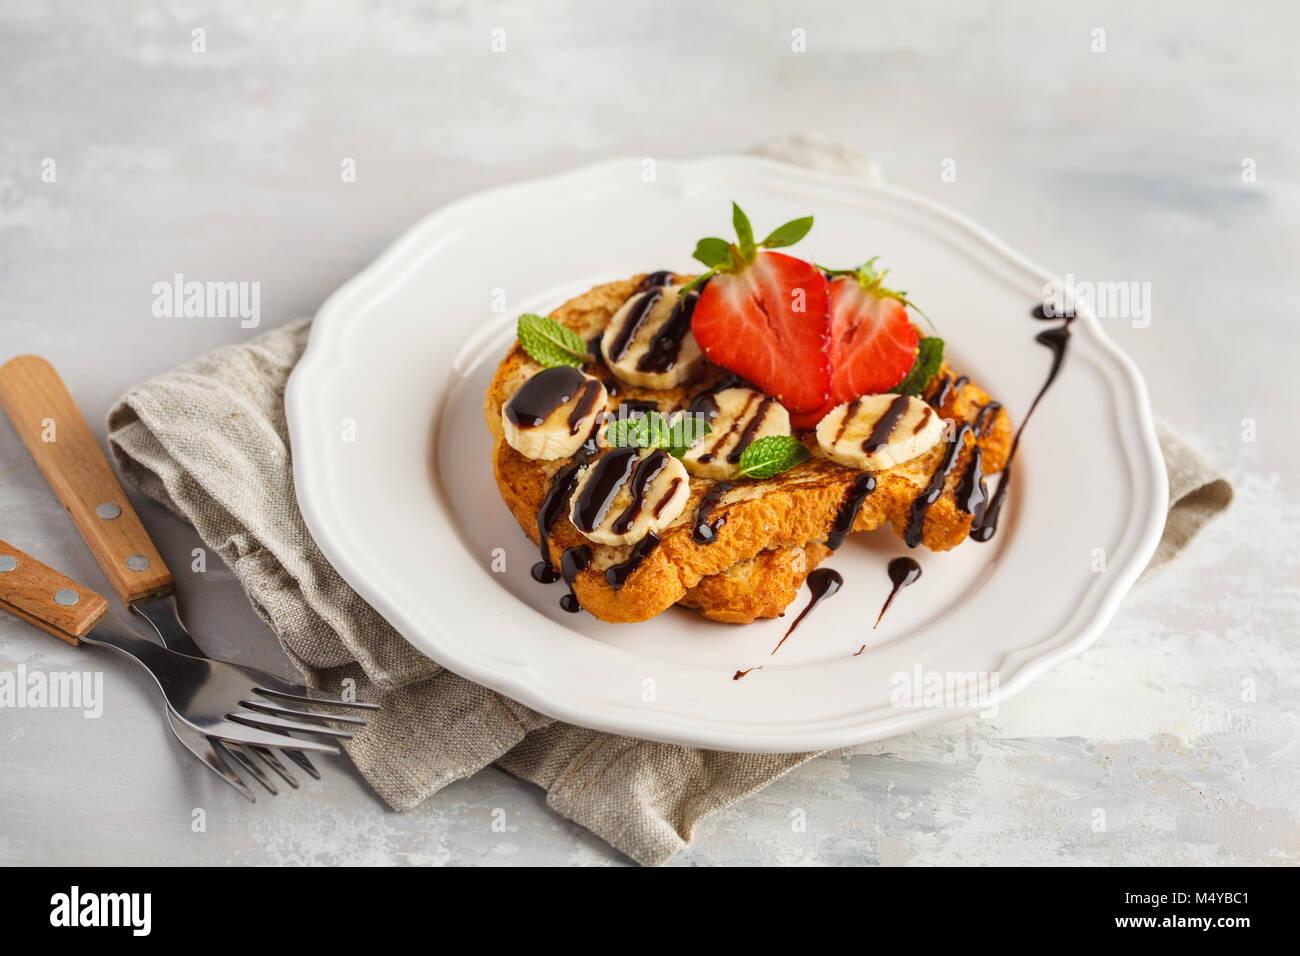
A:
[894,336,944,396]
[735,435,810,479]
[732,202,756,260]
[517,313,588,368]
[760,216,814,249]
[692,237,733,269]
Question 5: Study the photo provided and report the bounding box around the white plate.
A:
[286,156,1167,752]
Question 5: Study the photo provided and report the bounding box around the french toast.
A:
[484,274,1012,624]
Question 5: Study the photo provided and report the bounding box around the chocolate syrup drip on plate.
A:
[904,422,973,547]
[692,482,733,544]
[558,545,592,613]
[970,305,1075,543]
[864,394,910,453]
[607,288,664,362]
[827,474,877,550]
[771,568,843,655]
[874,557,922,628]
[505,366,588,429]
[634,270,674,293]
[638,290,699,373]
[605,532,660,589]
[609,450,670,535]
[572,447,638,533]
[732,666,763,681]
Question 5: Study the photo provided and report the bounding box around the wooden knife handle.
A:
[0,355,173,604]
[0,538,109,645]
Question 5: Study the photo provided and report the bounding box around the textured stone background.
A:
[1,0,1297,865]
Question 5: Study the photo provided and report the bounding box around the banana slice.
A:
[568,447,690,545]
[501,367,609,461]
[681,387,792,480]
[601,284,705,389]
[816,394,943,471]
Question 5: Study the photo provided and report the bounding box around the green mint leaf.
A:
[735,435,810,479]
[517,313,588,368]
[760,215,814,249]
[604,416,650,448]
[692,238,733,269]
[894,336,944,396]
[731,201,756,260]
[666,414,713,459]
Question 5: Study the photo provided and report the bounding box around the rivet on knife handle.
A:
[0,355,174,604]
[0,538,109,645]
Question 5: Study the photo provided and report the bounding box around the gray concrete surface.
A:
[1,0,1296,865]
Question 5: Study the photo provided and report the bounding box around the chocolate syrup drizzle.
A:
[606,532,660,590]
[770,568,843,655]
[875,557,921,628]
[572,447,638,533]
[530,415,604,584]
[609,450,670,535]
[637,289,699,373]
[726,397,776,464]
[558,545,592,613]
[505,366,589,429]
[692,482,733,544]
[606,288,664,362]
[634,270,674,294]
[972,401,1002,438]
[864,395,910,453]
[955,445,987,516]
[969,304,1075,542]
[926,375,956,409]
[827,474,877,550]
[904,422,973,548]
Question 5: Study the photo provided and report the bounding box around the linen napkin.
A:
[105,140,1232,865]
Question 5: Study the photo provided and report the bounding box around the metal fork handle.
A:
[0,354,174,604]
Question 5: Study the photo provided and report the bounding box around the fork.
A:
[0,354,378,799]
[0,537,359,756]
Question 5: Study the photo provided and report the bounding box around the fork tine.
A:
[280,747,321,780]
[255,686,380,711]
[239,698,368,726]
[223,743,279,795]
[249,746,300,789]
[170,713,256,803]
[229,711,355,740]
[202,717,342,754]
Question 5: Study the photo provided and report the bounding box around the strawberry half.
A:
[823,258,923,405]
[687,203,830,412]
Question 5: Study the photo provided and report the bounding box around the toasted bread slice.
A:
[677,542,833,624]
[485,275,1012,624]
